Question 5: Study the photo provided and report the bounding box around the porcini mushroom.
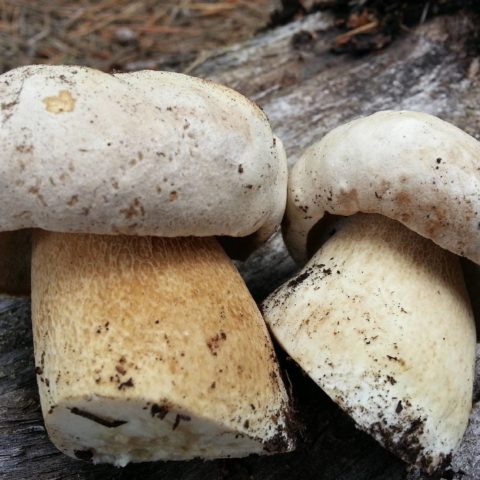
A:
[262,111,478,472]
[0,65,294,464]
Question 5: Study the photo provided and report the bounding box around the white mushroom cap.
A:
[285,110,480,263]
[0,65,287,246]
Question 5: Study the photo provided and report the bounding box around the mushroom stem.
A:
[31,231,294,465]
[0,230,30,296]
[263,213,476,473]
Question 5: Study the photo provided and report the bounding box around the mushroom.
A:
[262,111,478,473]
[0,65,295,464]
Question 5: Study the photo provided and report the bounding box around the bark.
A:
[1,10,480,480]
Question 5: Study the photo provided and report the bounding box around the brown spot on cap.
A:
[43,90,76,113]
[67,195,79,206]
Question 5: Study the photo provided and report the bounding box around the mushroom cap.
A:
[0,65,287,247]
[284,110,480,263]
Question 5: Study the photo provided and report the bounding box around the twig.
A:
[335,20,379,45]
[420,1,430,24]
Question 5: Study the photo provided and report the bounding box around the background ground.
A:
[1,0,479,74]
[0,0,280,73]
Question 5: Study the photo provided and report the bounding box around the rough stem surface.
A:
[31,231,293,464]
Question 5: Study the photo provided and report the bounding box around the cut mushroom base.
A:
[32,231,295,464]
[263,214,476,473]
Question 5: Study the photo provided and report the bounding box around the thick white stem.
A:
[264,213,476,473]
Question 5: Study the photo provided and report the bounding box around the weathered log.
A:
[1,10,479,480]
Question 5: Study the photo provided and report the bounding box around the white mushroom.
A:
[0,65,294,464]
[263,111,479,473]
